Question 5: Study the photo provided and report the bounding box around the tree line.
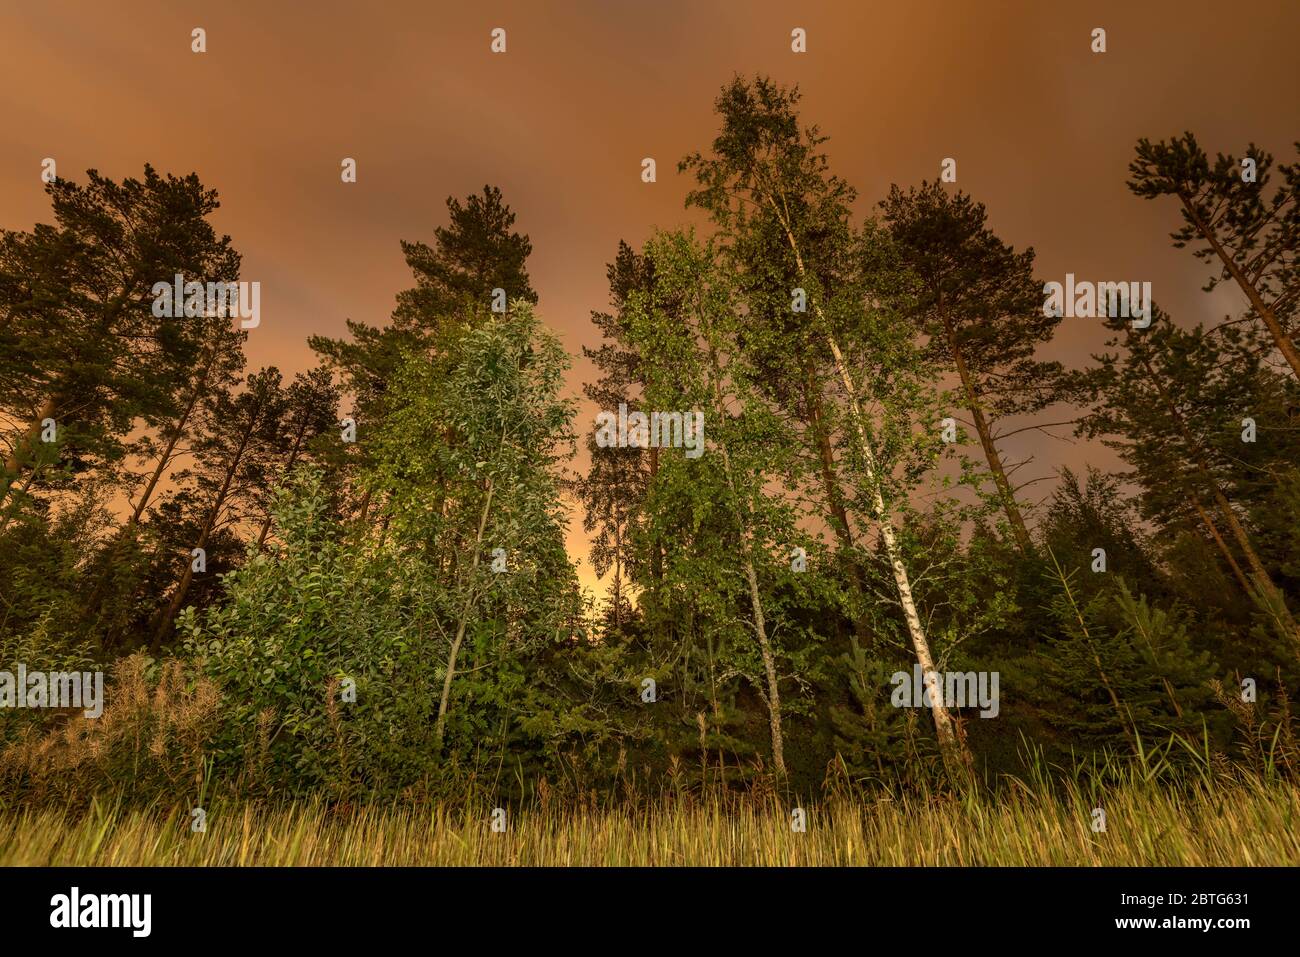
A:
[2,76,1297,802]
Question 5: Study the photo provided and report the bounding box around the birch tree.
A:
[624,229,824,775]
[681,76,972,778]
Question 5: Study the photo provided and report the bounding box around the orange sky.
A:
[3,1,1297,598]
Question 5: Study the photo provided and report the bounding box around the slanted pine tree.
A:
[1128,134,1300,380]
[77,315,248,644]
[1078,306,1300,647]
[150,367,289,648]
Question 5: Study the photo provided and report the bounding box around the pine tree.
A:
[393,185,537,327]
[881,182,1067,554]
[1128,134,1300,380]
[0,166,242,516]
[577,242,655,629]
[1078,306,1300,645]
[311,186,537,524]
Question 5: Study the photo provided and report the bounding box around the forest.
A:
[1,75,1298,864]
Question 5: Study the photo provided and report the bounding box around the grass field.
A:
[2,775,1297,866]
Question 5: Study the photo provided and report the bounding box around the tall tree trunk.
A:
[766,199,971,780]
[741,557,785,775]
[939,305,1033,554]
[648,446,663,584]
[804,371,872,642]
[150,410,259,650]
[1189,495,1253,594]
[129,349,219,528]
[354,486,373,526]
[697,317,785,775]
[1177,194,1300,381]
[0,463,43,534]
[434,478,494,749]
[82,349,219,625]
[612,521,623,631]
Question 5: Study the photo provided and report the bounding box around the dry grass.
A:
[2,775,1297,866]
[0,656,219,804]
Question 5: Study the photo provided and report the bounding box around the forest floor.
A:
[2,776,1297,865]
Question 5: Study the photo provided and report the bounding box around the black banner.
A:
[0,866,1278,943]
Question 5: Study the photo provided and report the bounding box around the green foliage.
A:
[5,88,1300,814]
[1035,550,1218,758]
[183,469,439,796]
[828,639,944,789]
